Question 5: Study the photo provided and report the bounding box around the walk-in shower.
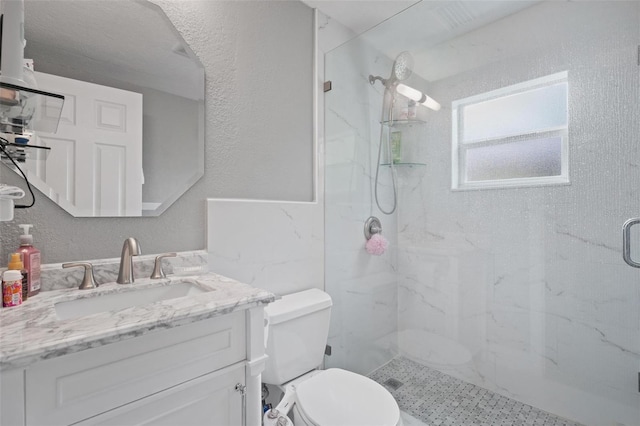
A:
[324,1,640,425]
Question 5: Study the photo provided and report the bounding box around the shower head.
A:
[368,51,440,112]
[391,51,413,82]
[368,51,414,88]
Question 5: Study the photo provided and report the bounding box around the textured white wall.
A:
[0,0,314,263]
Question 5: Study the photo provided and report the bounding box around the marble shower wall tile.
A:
[325,204,399,375]
[327,270,398,375]
[397,245,491,354]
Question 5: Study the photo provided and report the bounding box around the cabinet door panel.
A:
[0,368,25,426]
[26,312,245,425]
[75,362,245,426]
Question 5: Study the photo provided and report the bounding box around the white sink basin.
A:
[55,282,210,320]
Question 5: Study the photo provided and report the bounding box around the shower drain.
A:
[383,378,404,390]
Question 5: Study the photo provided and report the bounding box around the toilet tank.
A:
[262,289,332,385]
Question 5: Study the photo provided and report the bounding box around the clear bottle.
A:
[17,224,41,297]
[7,252,28,302]
[407,100,417,119]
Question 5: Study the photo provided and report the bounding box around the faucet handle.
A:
[150,253,177,279]
[62,262,98,290]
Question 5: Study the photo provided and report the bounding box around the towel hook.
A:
[364,216,382,240]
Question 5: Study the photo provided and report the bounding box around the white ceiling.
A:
[25,0,406,96]
[23,0,202,99]
[300,0,420,35]
[22,0,541,93]
[301,0,541,82]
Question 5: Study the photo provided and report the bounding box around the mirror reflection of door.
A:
[28,72,143,216]
[22,0,205,217]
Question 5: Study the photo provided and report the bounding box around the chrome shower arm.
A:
[369,75,387,86]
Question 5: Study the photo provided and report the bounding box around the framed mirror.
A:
[17,0,204,217]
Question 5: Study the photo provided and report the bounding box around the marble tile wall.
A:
[206,199,324,297]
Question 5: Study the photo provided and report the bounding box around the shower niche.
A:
[381,118,426,167]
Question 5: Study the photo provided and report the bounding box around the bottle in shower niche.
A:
[16,224,41,297]
[391,131,402,164]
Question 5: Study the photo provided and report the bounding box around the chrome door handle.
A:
[622,218,640,268]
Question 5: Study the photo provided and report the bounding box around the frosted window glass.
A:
[465,136,562,182]
[463,82,567,142]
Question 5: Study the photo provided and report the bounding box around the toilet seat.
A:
[295,368,400,426]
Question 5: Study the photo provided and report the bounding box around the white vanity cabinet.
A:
[0,307,267,426]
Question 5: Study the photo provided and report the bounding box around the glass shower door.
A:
[324,2,640,425]
[324,36,400,375]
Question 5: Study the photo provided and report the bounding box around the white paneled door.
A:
[30,72,143,216]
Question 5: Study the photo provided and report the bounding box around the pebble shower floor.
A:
[368,357,583,426]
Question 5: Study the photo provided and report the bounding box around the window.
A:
[452,72,568,190]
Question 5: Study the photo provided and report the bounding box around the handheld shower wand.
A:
[369,52,416,215]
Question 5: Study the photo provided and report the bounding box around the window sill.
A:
[452,176,570,191]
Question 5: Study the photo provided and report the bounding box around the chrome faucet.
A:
[117,237,141,284]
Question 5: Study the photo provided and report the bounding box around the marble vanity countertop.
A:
[0,273,275,370]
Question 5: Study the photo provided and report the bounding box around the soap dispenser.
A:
[17,224,41,297]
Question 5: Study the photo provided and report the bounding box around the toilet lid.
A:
[295,368,399,426]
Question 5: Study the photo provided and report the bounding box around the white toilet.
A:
[262,288,402,426]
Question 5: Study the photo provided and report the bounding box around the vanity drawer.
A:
[25,311,246,426]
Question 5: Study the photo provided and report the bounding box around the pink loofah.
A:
[366,233,388,256]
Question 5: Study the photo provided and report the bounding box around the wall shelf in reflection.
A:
[0,82,65,134]
[381,119,427,126]
[0,141,50,164]
[380,162,426,167]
